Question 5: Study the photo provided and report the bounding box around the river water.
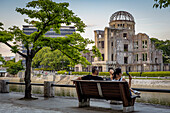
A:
[9,84,170,106]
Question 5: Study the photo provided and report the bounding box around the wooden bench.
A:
[73,80,139,112]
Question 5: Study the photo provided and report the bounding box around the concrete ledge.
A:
[0,80,9,93]
[44,81,54,97]
[123,106,134,112]
[79,99,90,107]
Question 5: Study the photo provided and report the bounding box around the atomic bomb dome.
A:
[109,11,135,32]
[75,10,163,73]
[110,11,135,22]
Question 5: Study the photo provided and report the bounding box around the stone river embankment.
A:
[1,75,170,89]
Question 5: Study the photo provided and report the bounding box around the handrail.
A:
[6,82,44,86]
[6,82,25,85]
[131,88,170,93]
[52,84,75,88]
[6,82,170,93]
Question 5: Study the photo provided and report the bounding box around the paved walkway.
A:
[0,92,169,113]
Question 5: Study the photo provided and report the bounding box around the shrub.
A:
[33,68,170,77]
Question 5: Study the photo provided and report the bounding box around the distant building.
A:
[92,11,163,72]
[3,56,15,61]
[74,51,94,72]
[15,25,76,65]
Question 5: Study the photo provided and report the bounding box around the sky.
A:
[0,0,170,56]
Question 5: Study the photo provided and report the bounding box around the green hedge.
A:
[34,68,53,71]
[33,68,170,77]
[71,71,170,77]
[59,71,170,77]
[137,71,170,77]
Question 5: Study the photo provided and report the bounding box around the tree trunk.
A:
[24,56,32,98]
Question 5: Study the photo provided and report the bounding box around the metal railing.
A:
[6,82,170,93]
[131,88,170,93]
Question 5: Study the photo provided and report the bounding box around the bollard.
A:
[44,81,54,97]
[0,80,9,93]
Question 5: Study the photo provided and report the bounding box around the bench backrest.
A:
[73,80,131,101]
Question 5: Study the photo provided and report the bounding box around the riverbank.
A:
[1,75,170,106]
[1,75,170,88]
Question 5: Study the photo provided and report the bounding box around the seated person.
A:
[77,66,103,80]
[109,69,114,80]
[110,68,140,96]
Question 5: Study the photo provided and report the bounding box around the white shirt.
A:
[112,77,123,81]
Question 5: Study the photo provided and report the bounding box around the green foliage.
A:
[0,22,4,30]
[99,72,110,76]
[34,68,53,71]
[72,72,91,75]
[32,47,71,70]
[0,0,102,98]
[150,38,170,63]
[122,71,170,77]
[4,60,24,75]
[0,54,5,64]
[139,71,170,77]
[153,0,170,8]
[0,0,101,67]
[56,71,170,77]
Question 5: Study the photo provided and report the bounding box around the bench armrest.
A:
[131,95,140,99]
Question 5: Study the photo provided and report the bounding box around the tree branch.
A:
[68,44,88,51]
[31,47,42,59]
[5,42,27,58]
[58,48,78,63]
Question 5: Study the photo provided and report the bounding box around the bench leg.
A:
[123,106,134,112]
[79,98,90,107]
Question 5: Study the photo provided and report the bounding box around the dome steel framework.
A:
[110,11,134,22]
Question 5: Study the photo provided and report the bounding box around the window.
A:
[151,52,153,62]
[124,44,128,51]
[111,32,114,37]
[111,54,113,61]
[124,57,128,64]
[155,58,158,63]
[102,54,104,61]
[76,67,79,72]
[99,34,102,38]
[101,41,104,48]
[99,66,102,72]
[135,54,138,61]
[142,40,147,48]
[134,41,138,49]
[123,33,127,39]
[142,53,147,61]
[111,42,113,46]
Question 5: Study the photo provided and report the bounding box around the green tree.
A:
[153,0,170,8]
[32,47,51,68]
[0,0,101,99]
[150,38,170,63]
[4,60,24,75]
[0,54,5,65]
[32,47,70,71]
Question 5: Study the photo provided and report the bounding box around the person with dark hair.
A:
[76,66,103,80]
[111,68,140,95]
